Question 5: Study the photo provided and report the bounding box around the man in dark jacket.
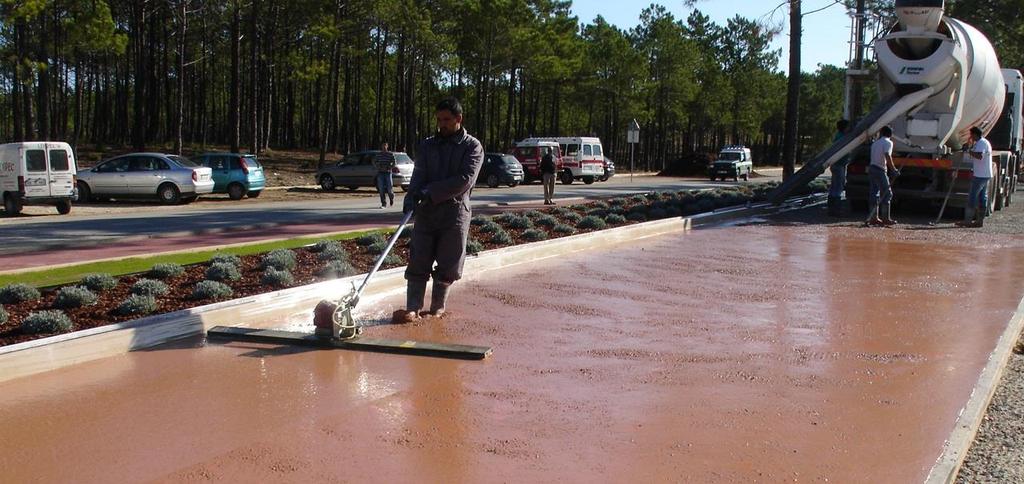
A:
[540,147,557,204]
[395,97,484,323]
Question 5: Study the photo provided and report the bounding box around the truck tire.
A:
[3,193,22,216]
[583,176,595,185]
[487,174,500,188]
[228,183,246,200]
[560,171,574,185]
[56,199,72,215]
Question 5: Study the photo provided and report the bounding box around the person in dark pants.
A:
[827,119,850,216]
[394,97,484,323]
[540,147,557,204]
[375,142,396,208]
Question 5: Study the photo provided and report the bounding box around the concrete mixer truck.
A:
[770,0,1022,216]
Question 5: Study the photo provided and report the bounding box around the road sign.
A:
[627,119,640,144]
[627,119,640,182]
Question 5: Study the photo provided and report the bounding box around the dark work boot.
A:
[394,279,427,324]
[424,281,450,318]
[827,196,842,217]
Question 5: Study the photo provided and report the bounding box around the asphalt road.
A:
[0,175,765,255]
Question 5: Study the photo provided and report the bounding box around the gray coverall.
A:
[403,128,484,310]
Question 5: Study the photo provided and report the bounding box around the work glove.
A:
[403,188,430,214]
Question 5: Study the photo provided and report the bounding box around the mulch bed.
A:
[0,183,808,348]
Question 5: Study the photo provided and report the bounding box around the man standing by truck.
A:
[395,97,484,323]
[541,147,557,205]
[828,119,850,216]
[867,126,899,226]
[958,126,993,227]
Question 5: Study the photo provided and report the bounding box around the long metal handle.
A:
[353,209,414,300]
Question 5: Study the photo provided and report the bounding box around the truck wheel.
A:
[583,176,595,185]
[3,193,22,216]
[227,183,246,200]
[77,181,93,203]
[158,183,181,205]
[560,171,574,185]
[320,174,336,191]
[487,174,500,188]
[56,200,72,215]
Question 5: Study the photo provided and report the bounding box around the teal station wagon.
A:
[195,153,266,199]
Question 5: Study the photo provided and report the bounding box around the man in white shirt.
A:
[958,126,992,227]
[867,126,899,226]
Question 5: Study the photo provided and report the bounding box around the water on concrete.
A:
[2,222,1023,482]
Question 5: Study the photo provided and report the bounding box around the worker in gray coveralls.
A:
[394,97,484,323]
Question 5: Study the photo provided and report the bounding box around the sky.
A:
[569,0,854,73]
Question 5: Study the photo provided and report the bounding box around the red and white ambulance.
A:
[519,136,604,184]
[512,139,562,183]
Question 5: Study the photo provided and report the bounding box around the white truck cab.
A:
[709,145,754,181]
[0,141,77,215]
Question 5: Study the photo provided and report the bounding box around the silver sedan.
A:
[76,153,215,204]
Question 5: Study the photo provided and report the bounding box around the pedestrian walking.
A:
[957,126,993,227]
[375,142,396,208]
[828,119,850,216]
[394,97,484,323]
[867,126,899,226]
[541,147,557,205]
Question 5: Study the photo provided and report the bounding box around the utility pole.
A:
[851,0,867,118]
[782,0,801,180]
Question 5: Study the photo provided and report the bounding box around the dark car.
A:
[480,153,525,188]
[600,156,615,181]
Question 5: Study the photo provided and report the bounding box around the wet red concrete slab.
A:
[1,223,1023,482]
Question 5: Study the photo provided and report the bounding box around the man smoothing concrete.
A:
[394,97,484,323]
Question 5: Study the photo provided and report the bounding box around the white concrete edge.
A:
[925,291,1024,484]
[0,195,821,383]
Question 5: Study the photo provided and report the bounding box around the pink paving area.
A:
[1,222,1023,482]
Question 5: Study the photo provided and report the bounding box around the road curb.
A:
[926,291,1024,483]
[0,194,823,383]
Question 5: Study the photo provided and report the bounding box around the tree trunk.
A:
[229,0,241,153]
[782,0,802,179]
[175,0,187,154]
[249,0,259,154]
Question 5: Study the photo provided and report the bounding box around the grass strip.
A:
[0,228,386,289]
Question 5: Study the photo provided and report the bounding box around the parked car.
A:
[708,145,754,181]
[480,153,524,188]
[77,153,214,204]
[0,141,77,215]
[317,150,413,192]
[600,156,615,181]
[194,152,266,200]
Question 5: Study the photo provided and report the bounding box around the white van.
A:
[0,142,77,215]
[521,136,604,184]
